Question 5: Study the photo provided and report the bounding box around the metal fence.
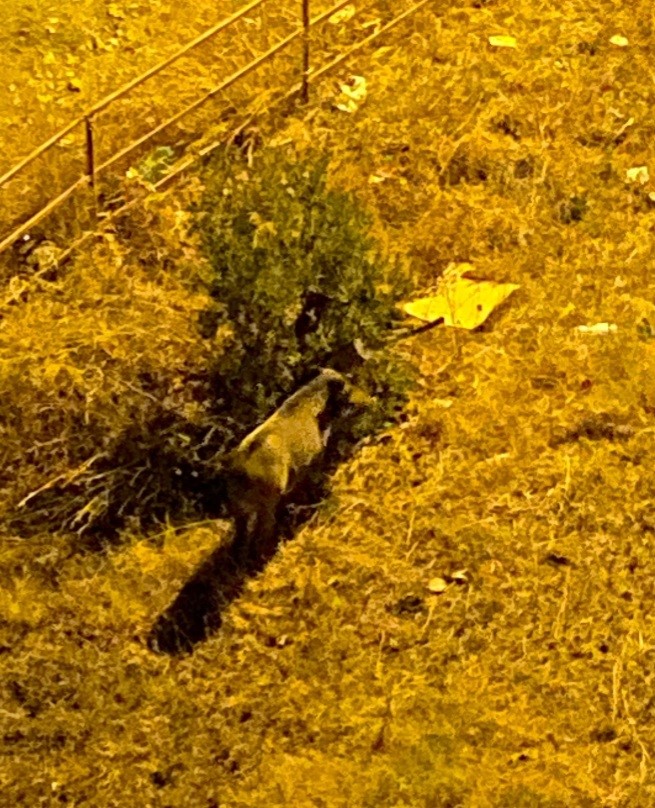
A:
[0,0,430,259]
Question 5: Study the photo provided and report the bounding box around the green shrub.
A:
[193,146,414,432]
[8,148,417,542]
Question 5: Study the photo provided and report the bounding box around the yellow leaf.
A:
[428,577,448,594]
[575,322,618,335]
[403,264,520,330]
[329,4,356,24]
[609,34,629,47]
[339,75,367,102]
[335,76,367,113]
[626,166,649,184]
[335,98,359,114]
[489,35,517,48]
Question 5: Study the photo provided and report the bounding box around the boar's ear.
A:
[317,367,373,406]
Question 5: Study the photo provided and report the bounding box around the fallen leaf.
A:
[485,452,511,463]
[609,34,629,47]
[340,75,367,101]
[369,171,395,184]
[403,263,519,330]
[489,35,517,48]
[329,4,356,24]
[335,75,367,113]
[335,98,359,114]
[427,577,448,594]
[576,322,618,334]
[626,166,649,184]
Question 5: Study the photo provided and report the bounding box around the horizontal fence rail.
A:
[0,0,431,260]
[0,0,268,190]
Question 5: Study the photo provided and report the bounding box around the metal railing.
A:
[0,0,430,258]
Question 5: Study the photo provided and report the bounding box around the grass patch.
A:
[3,1,655,805]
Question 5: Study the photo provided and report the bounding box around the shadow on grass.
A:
[146,533,276,656]
[146,476,331,656]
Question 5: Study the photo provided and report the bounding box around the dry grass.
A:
[0,0,387,248]
[3,0,655,805]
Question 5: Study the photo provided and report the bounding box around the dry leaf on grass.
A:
[575,323,618,335]
[609,34,629,47]
[403,263,519,329]
[488,35,517,48]
[427,577,448,594]
[626,166,649,184]
[335,75,367,113]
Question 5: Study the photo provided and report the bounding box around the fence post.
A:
[301,0,310,103]
[85,115,97,219]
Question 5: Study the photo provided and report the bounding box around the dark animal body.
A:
[222,369,357,564]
